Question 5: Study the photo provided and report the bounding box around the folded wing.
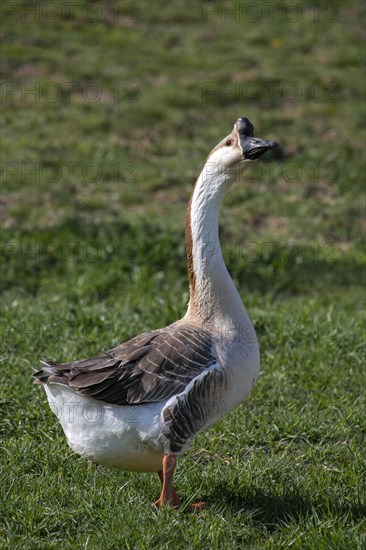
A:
[34,324,217,406]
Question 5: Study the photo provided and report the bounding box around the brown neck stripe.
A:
[185,193,196,299]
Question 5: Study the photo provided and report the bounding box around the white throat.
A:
[184,163,252,337]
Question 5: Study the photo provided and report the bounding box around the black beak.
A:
[242,137,279,159]
[235,117,278,160]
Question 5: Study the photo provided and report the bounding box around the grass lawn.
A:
[1,1,365,548]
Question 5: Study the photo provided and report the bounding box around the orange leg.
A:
[154,454,181,508]
[154,454,208,510]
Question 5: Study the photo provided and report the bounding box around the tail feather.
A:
[33,358,70,385]
[33,354,113,385]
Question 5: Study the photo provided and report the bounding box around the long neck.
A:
[184,166,251,332]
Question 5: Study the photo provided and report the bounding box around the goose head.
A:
[207,117,278,172]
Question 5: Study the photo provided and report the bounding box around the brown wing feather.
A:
[34,325,216,406]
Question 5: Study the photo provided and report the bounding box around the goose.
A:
[34,117,278,508]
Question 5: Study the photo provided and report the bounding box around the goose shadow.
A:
[204,482,365,525]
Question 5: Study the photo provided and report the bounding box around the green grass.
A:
[1,1,365,548]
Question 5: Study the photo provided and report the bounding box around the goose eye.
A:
[225,139,233,146]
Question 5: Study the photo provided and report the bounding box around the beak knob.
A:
[235,117,254,137]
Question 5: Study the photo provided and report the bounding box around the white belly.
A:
[44,384,165,472]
